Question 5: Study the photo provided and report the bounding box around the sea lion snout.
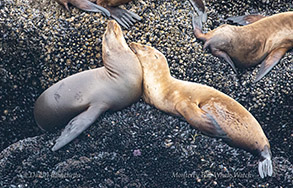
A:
[105,20,122,39]
[130,43,155,58]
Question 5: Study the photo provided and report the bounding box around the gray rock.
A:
[0,0,292,187]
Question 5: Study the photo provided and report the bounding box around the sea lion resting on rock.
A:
[34,20,142,151]
[55,0,141,29]
[192,11,293,82]
[129,42,273,178]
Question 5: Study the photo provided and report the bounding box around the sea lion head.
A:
[102,20,129,56]
[129,42,169,73]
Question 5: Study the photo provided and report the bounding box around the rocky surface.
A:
[0,0,292,187]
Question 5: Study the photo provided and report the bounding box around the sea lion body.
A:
[129,42,273,178]
[34,20,142,151]
[193,12,293,81]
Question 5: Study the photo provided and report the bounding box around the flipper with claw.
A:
[227,14,266,25]
[175,100,228,139]
[189,0,207,26]
[55,0,110,17]
[254,48,288,82]
[106,6,141,29]
[52,104,108,151]
[258,145,273,178]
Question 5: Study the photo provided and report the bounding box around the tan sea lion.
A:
[34,20,142,151]
[192,11,293,82]
[55,0,141,29]
[129,42,273,178]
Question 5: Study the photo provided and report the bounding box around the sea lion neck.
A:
[101,25,141,79]
[102,47,141,80]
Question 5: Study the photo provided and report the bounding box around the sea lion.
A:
[55,0,141,29]
[129,42,273,178]
[34,20,142,151]
[192,11,293,82]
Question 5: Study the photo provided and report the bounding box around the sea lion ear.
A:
[175,100,228,139]
[227,14,266,25]
[52,105,108,151]
[254,47,288,82]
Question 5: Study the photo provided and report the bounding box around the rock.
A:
[0,0,292,187]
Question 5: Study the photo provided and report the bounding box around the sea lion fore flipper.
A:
[254,47,288,82]
[227,14,266,25]
[210,49,238,73]
[52,105,108,151]
[104,6,141,29]
[175,100,227,139]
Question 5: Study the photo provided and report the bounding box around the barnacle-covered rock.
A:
[0,0,292,187]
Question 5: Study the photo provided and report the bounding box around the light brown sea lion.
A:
[55,0,141,29]
[192,11,293,82]
[129,42,273,178]
[34,20,142,151]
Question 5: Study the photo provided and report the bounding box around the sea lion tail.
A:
[258,145,273,178]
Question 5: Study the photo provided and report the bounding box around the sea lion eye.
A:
[154,54,158,59]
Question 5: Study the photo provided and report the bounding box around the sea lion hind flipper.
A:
[67,0,110,16]
[227,14,266,25]
[188,0,207,23]
[258,158,273,178]
[51,105,108,151]
[258,145,273,178]
[175,100,228,139]
[254,47,288,82]
[192,12,203,31]
[106,6,141,29]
